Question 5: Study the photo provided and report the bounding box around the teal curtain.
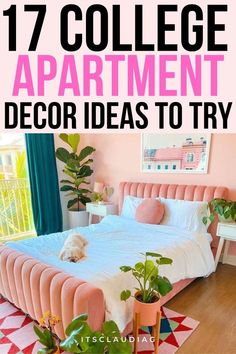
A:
[25,134,63,236]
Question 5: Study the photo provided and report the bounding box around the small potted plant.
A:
[91,191,105,203]
[56,134,95,228]
[34,311,61,354]
[120,252,173,326]
[203,198,236,225]
[91,186,114,204]
[60,313,132,354]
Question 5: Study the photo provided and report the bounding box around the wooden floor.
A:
[167,264,236,354]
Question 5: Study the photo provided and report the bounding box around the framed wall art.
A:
[141,134,211,174]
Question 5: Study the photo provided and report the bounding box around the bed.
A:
[0,182,228,338]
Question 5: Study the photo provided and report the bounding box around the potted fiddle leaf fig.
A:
[60,313,132,354]
[56,134,95,228]
[203,198,236,225]
[120,252,173,326]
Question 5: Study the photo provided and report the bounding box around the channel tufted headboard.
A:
[119,182,228,248]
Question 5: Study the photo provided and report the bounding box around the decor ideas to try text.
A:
[1,3,234,132]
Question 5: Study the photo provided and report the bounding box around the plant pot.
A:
[133,291,161,326]
[68,210,89,228]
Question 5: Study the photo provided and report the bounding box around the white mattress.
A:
[7,215,215,331]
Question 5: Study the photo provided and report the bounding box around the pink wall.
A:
[81,134,236,255]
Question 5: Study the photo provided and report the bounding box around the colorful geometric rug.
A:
[0,296,199,353]
[133,307,199,353]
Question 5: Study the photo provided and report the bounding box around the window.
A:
[172,165,176,170]
[147,164,151,170]
[0,133,35,241]
[165,165,168,170]
[145,149,157,158]
[157,165,161,170]
[186,153,194,163]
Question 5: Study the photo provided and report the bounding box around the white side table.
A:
[215,222,236,269]
[86,202,117,225]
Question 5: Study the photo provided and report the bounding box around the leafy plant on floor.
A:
[55,134,96,211]
[34,311,61,354]
[120,252,173,303]
[60,313,132,354]
[202,198,236,225]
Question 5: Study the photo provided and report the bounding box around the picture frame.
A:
[141,134,211,174]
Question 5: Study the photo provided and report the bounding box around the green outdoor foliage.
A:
[120,252,173,303]
[0,151,35,239]
[60,314,132,354]
[55,134,95,211]
[202,198,236,225]
[15,151,28,178]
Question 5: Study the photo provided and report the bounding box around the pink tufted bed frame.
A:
[0,182,228,338]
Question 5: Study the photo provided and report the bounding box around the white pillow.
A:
[121,195,144,219]
[160,198,210,233]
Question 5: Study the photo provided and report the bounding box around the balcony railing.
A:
[0,179,35,240]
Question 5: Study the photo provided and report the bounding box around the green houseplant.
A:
[203,198,236,225]
[91,191,104,203]
[91,187,114,204]
[60,313,132,354]
[34,311,61,354]
[120,252,173,326]
[56,134,95,228]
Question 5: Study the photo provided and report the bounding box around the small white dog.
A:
[59,233,88,263]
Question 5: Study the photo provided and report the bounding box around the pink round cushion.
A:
[135,199,165,225]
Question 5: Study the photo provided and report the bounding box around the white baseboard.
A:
[220,255,236,266]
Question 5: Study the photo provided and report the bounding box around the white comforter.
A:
[7,215,215,331]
